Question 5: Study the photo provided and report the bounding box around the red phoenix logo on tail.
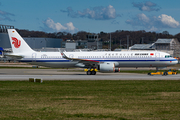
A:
[12,37,21,48]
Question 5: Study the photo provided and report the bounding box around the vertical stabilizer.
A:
[7,29,34,53]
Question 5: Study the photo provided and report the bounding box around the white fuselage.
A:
[16,50,178,68]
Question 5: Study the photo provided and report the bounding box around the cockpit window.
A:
[165,55,172,58]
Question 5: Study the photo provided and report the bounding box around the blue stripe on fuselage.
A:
[18,59,177,62]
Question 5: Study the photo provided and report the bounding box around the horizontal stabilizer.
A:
[4,53,23,59]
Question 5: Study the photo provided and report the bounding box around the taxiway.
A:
[0,69,179,81]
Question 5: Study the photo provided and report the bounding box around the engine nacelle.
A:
[98,62,120,73]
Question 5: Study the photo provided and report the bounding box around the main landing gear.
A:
[87,70,96,75]
[84,68,97,75]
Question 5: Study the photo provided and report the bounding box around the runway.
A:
[0,69,180,80]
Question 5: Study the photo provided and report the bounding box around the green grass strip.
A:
[0,80,179,119]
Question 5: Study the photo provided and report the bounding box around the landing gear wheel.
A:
[163,72,168,76]
[87,70,92,75]
[91,71,96,75]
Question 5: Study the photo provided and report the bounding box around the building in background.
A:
[61,34,102,50]
[0,25,62,49]
[154,38,180,57]
[86,34,102,49]
[154,38,179,50]
[24,38,62,49]
[0,25,102,51]
[0,25,14,48]
[129,38,180,57]
[129,44,155,50]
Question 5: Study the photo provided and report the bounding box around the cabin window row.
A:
[41,56,62,58]
[77,56,153,58]
[105,53,149,56]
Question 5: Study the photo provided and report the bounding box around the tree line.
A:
[17,29,180,50]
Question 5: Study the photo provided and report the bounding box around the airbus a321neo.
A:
[6,29,178,75]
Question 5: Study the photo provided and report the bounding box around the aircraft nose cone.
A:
[175,60,178,64]
[173,59,178,64]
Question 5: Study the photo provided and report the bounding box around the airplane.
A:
[0,47,3,57]
[6,29,178,75]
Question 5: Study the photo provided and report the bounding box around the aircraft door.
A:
[155,53,160,61]
[32,53,37,62]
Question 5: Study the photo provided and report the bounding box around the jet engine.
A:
[98,62,120,73]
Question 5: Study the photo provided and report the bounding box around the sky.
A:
[0,0,180,35]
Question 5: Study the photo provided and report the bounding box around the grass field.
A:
[0,80,180,120]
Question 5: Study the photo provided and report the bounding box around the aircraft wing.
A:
[61,52,100,65]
